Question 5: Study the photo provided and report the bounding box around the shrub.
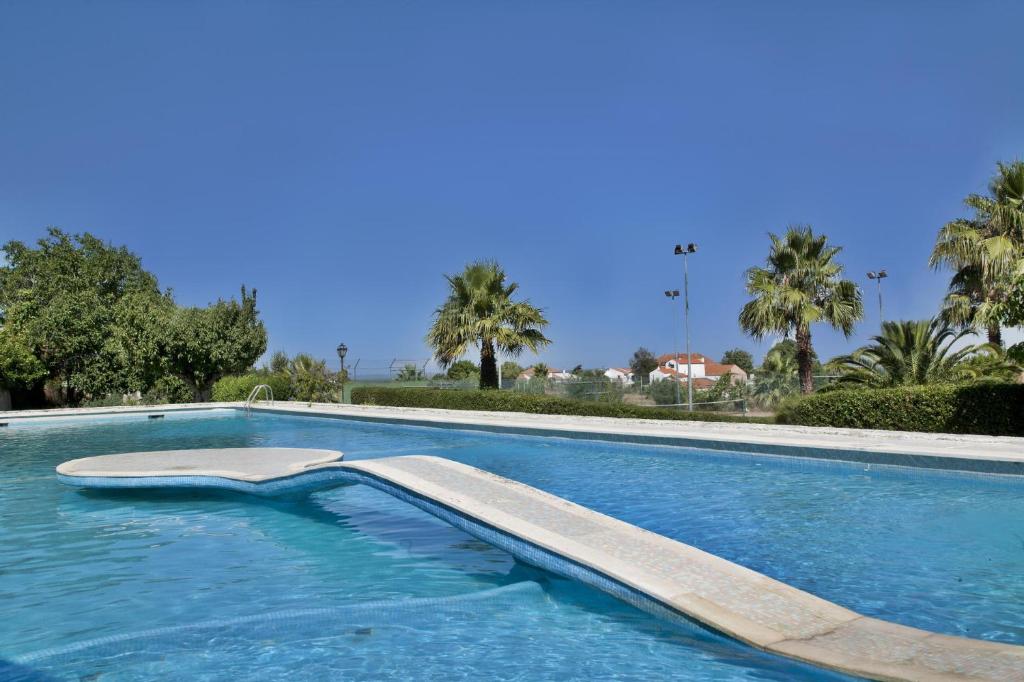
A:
[211,372,292,402]
[649,380,681,405]
[563,376,625,403]
[350,386,772,424]
[80,394,130,408]
[776,381,1024,435]
[143,375,193,404]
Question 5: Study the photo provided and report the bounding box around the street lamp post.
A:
[664,290,681,406]
[866,270,888,324]
[674,243,697,411]
[336,342,348,403]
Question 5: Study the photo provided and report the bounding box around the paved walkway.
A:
[57,448,1024,681]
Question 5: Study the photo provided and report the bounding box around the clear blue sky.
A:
[2,1,1022,372]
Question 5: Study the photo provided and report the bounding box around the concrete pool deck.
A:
[56,447,343,482]
[56,448,1024,681]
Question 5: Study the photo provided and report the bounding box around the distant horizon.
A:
[3,2,1022,371]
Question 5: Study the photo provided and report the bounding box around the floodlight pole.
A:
[867,270,888,324]
[664,290,681,406]
[674,243,697,412]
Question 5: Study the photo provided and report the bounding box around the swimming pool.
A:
[3,409,1022,679]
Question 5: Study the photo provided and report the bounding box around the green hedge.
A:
[776,382,1024,435]
[211,373,292,402]
[350,386,772,424]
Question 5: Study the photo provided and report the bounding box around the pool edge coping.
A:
[6,401,1024,475]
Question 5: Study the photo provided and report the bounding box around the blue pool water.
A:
[2,409,1022,680]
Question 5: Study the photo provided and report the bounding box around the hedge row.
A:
[776,382,1024,436]
[211,373,293,402]
[350,386,773,424]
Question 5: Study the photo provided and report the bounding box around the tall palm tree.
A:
[427,261,551,389]
[931,160,1024,346]
[740,225,863,394]
[826,318,1017,387]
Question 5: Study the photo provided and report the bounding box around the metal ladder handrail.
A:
[244,384,274,414]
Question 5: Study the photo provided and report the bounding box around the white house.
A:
[603,367,634,383]
[518,367,573,381]
[649,352,748,385]
[648,364,715,389]
[656,353,707,379]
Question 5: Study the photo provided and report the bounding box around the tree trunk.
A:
[183,377,205,403]
[988,323,1002,348]
[796,325,814,395]
[479,340,499,390]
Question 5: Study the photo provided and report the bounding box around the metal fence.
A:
[346,367,839,415]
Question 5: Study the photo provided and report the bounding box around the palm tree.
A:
[739,225,863,394]
[827,318,1018,386]
[751,345,799,408]
[289,353,337,402]
[426,261,551,389]
[931,160,1024,346]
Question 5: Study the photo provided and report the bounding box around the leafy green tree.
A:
[931,161,1024,346]
[268,351,290,374]
[0,328,46,390]
[426,261,550,389]
[739,225,863,394]
[500,361,523,381]
[826,318,1019,387]
[649,379,680,405]
[143,375,194,404]
[289,353,338,401]
[0,229,164,403]
[531,362,550,378]
[720,348,754,374]
[159,287,267,401]
[446,359,479,381]
[629,347,658,380]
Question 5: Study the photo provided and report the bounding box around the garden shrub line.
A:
[350,386,773,424]
[211,373,293,402]
[351,383,1024,436]
[776,382,1024,436]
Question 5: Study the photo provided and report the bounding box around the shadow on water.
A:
[74,486,533,586]
[69,488,852,681]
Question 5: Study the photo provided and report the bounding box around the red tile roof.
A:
[657,353,706,364]
[703,361,746,378]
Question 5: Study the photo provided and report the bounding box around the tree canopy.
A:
[720,348,754,374]
[931,161,1024,346]
[500,361,524,381]
[629,347,658,379]
[446,359,480,381]
[0,229,266,405]
[159,287,267,401]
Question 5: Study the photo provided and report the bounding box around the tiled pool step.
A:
[57,449,1024,681]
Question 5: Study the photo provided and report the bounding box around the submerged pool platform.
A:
[57,448,1024,681]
